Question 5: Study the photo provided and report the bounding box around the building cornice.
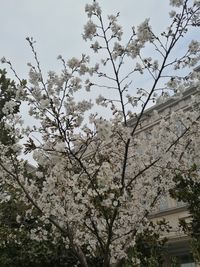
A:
[149,205,188,219]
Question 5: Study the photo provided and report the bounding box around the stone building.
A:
[132,84,199,267]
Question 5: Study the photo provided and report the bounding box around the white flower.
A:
[40,99,50,109]
[2,100,18,115]
[36,171,44,179]
[1,57,6,63]
[169,10,176,18]
[95,118,112,140]
[127,40,142,58]
[152,60,159,71]
[170,0,184,7]
[188,40,200,54]
[29,69,42,85]
[112,42,124,59]
[137,18,153,44]
[110,22,123,41]
[57,55,62,60]
[96,94,105,105]
[85,79,93,92]
[194,0,200,6]
[85,2,101,18]
[113,200,119,207]
[16,215,22,223]
[83,20,97,41]
[91,41,100,53]
[67,57,80,69]
[135,62,143,73]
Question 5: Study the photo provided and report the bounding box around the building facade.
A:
[131,85,199,267]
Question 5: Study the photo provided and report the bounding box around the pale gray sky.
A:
[0,0,171,78]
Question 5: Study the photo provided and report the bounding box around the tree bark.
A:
[76,245,89,267]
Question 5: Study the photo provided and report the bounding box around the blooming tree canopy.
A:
[0,0,200,266]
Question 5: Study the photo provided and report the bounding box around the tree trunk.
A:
[76,245,89,267]
[102,252,111,267]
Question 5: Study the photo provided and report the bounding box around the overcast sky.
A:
[0,0,172,78]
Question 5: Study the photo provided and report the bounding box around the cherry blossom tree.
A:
[0,70,78,267]
[0,0,200,266]
[170,167,200,264]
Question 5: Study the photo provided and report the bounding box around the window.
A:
[158,194,169,211]
[181,263,196,267]
[179,254,196,267]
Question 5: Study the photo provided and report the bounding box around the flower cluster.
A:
[170,0,184,7]
[85,2,101,18]
[83,20,97,41]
